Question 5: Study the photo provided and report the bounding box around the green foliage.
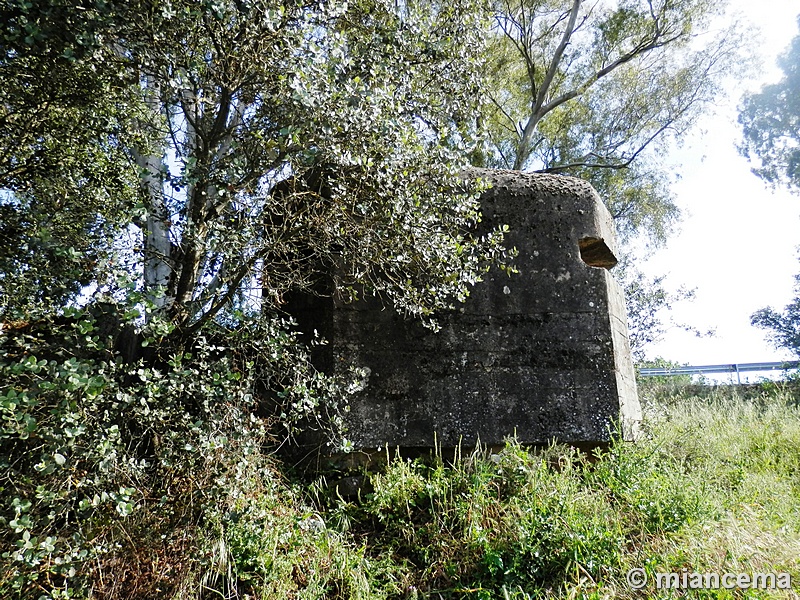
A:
[0,2,516,596]
[479,0,749,245]
[336,443,711,597]
[0,186,129,320]
[751,270,800,358]
[0,0,147,318]
[0,0,514,330]
[0,5,516,590]
[739,16,800,191]
[1,0,510,327]
[0,301,359,598]
[620,259,712,362]
[3,334,800,599]
[194,483,393,599]
[0,1,133,185]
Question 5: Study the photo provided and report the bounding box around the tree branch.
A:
[534,0,582,113]
[538,119,674,173]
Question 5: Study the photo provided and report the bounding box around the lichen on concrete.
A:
[291,169,641,459]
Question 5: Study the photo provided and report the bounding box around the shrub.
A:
[0,303,356,599]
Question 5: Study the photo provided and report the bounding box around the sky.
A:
[636,0,800,377]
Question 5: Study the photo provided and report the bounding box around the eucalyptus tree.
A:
[741,19,800,357]
[481,0,746,244]
[739,16,800,192]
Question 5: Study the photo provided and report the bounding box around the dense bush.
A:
[0,302,358,598]
[3,321,800,599]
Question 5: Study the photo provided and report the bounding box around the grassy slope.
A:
[194,381,800,599]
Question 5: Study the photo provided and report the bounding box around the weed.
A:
[5,374,800,598]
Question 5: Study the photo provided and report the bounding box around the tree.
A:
[0,1,519,596]
[479,0,745,245]
[751,280,800,358]
[0,0,139,317]
[740,19,800,358]
[0,0,510,328]
[620,259,711,361]
[739,16,800,191]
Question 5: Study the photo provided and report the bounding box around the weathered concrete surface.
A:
[293,169,641,457]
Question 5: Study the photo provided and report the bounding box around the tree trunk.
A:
[135,74,173,313]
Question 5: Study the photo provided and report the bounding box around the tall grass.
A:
[187,382,800,599]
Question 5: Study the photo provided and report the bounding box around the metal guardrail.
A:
[639,361,800,384]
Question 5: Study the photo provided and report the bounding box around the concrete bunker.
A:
[292,169,641,461]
